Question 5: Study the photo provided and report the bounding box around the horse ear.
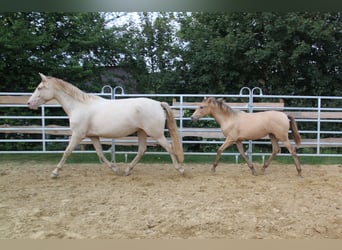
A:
[39,73,47,82]
[205,97,213,103]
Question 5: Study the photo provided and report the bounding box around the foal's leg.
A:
[235,141,257,176]
[51,134,82,178]
[90,137,120,175]
[212,138,234,173]
[156,136,185,174]
[283,139,302,177]
[261,134,280,173]
[124,130,147,176]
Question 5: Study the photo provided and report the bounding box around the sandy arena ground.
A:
[0,161,341,239]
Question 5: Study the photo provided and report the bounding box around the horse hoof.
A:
[178,168,185,175]
[211,167,216,173]
[50,172,58,178]
[124,170,131,176]
[111,166,121,175]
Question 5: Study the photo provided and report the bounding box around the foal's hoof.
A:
[111,166,121,176]
[260,168,266,175]
[211,167,216,173]
[251,169,258,176]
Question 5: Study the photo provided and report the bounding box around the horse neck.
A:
[53,88,82,116]
[210,106,232,126]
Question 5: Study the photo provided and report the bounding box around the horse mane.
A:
[209,97,237,115]
[48,77,100,103]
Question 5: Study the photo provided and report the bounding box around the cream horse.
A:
[28,73,184,177]
[191,97,302,176]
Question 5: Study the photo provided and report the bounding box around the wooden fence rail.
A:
[1,95,341,150]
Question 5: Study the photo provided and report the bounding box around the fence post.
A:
[179,95,184,146]
[41,105,46,152]
[101,85,125,163]
[239,87,263,162]
[317,97,321,155]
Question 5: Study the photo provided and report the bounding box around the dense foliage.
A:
[0,12,120,92]
[176,12,342,95]
[0,12,340,95]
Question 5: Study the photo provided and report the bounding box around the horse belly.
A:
[87,122,137,138]
[237,124,269,140]
[85,98,164,138]
[232,114,271,140]
[86,110,138,138]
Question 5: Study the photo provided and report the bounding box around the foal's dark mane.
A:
[209,97,237,115]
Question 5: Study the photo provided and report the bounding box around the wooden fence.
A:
[1,93,341,159]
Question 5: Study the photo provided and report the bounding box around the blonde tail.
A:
[160,102,184,163]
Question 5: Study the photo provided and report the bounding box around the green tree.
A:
[118,12,182,93]
[176,12,342,96]
[0,12,119,92]
[2,12,340,96]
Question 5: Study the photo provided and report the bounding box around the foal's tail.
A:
[160,102,184,163]
[288,115,301,146]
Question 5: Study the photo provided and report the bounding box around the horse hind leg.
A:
[236,141,257,176]
[91,137,121,175]
[262,134,280,174]
[124,130,147,176]
[283,139,302,177]
[156,136,184,174]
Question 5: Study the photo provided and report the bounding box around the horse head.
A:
[27,73,55,110]
[191,97,214,122]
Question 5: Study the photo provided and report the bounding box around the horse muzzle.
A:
[191,115,200,122]
[27,101,39,110]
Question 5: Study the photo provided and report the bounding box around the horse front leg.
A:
[51,134,82,178]
[236,141,257,176]
[212,139,234,173]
